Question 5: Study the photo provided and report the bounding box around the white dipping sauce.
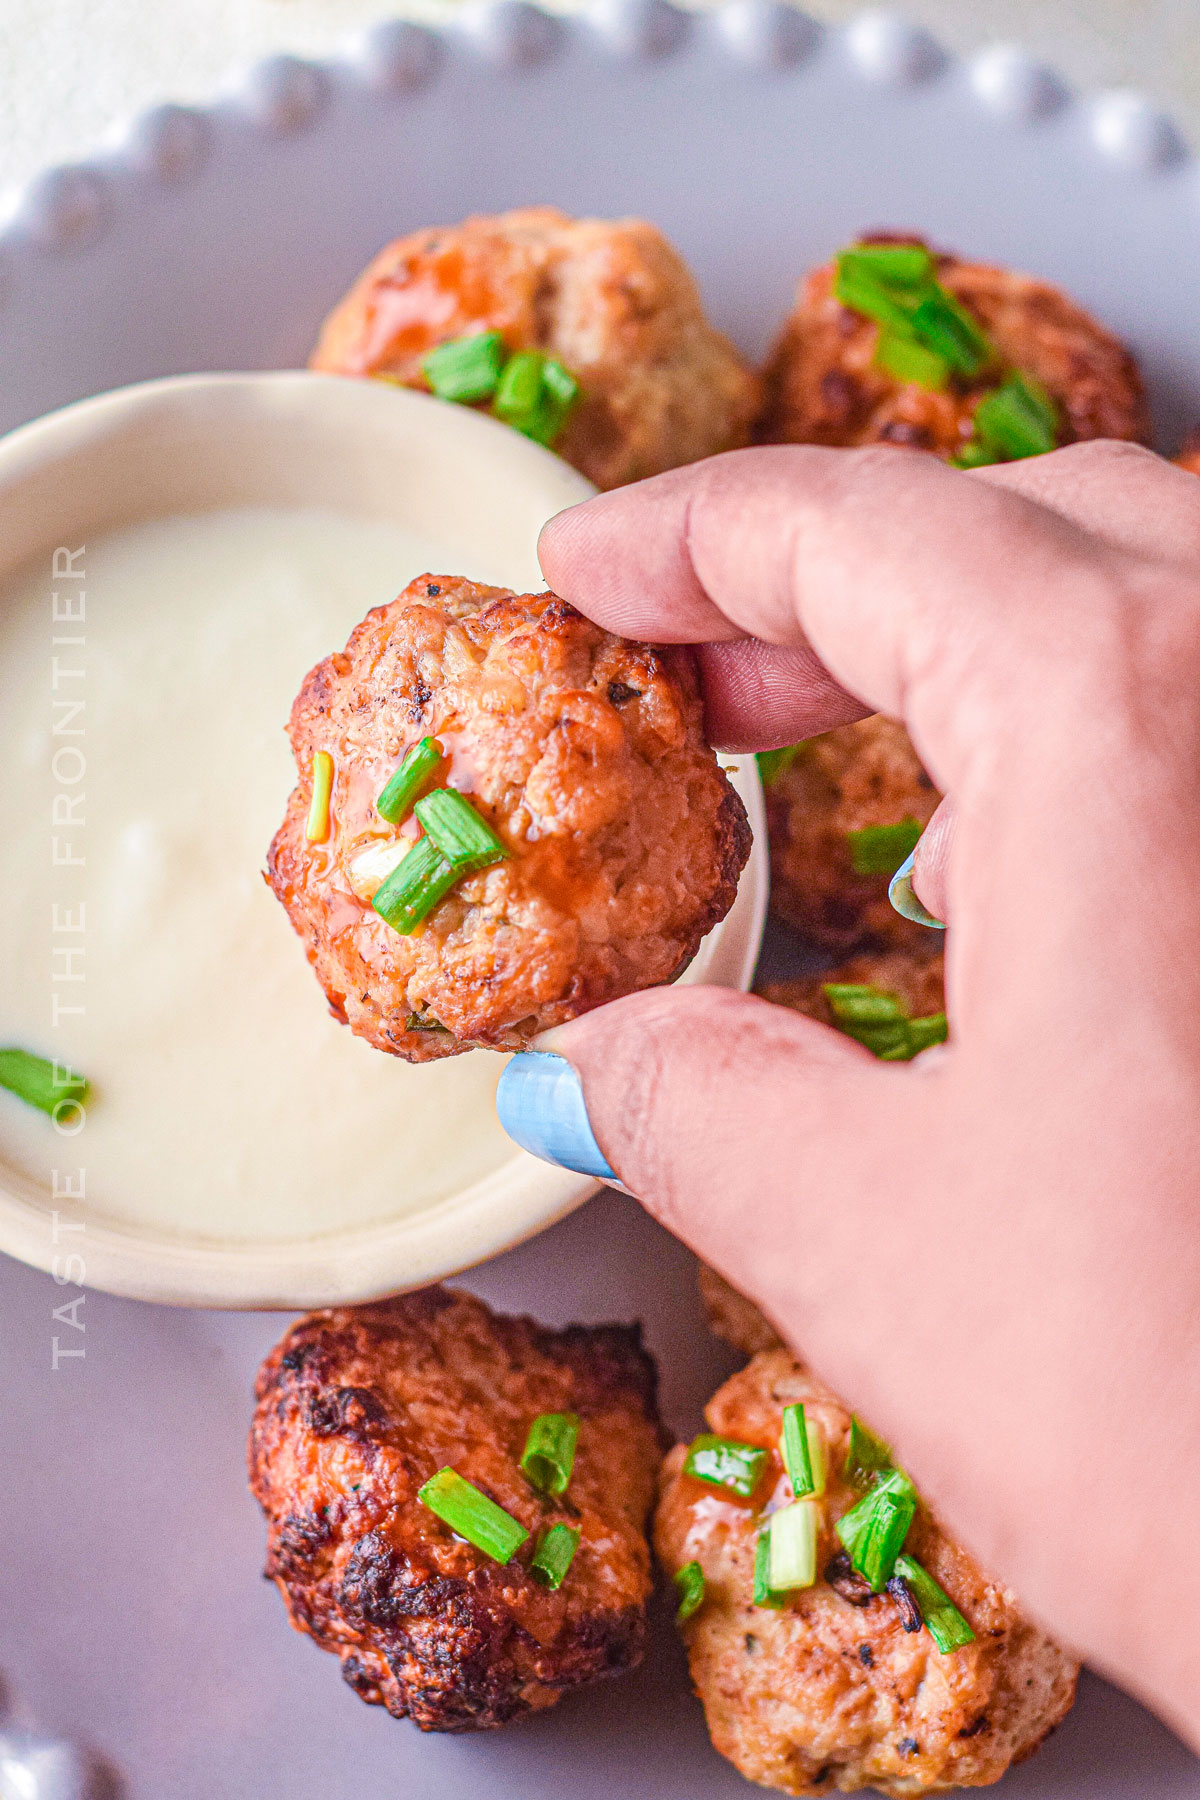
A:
[0,506,516,1242]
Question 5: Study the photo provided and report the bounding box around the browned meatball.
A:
[763,717,940,951]
[310,206,760,491]
[267,575,751,1062]
[759,239,1148,457]
[656,1351,1078,1794]
[759,945,945,1027]
[249,1286,664,1732]
[698,1263,785,1358]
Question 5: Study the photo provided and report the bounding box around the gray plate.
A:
[1,6,1199,1793]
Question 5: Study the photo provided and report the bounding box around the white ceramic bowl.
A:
[0,370,767,1308]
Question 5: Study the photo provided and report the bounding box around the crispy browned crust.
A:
[764,716,940,951]
[758,239,1149,457]
[249,1286,665,1732]
[656,1351,1079,1794]
[267,574,751,1061]
[310,206,760,491]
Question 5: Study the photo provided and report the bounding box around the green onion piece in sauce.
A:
[529,1523,580,1591]
[684,1433,768,1499]
[972,372,1058,460]
[768,1499,819,1593]
[846,817,923,876]
[417,1467,529,1563]
[371,834,458,935]
[873,329,950,391]
[520,1412,580,1497]
[893,1552,977,1652]
[843,1416,893,1489]
[753,1527,786,1608]
[823,985,947,1063]
[780,1404,815,1498]
[674,1559,706,1623]
[422,331,506,403]
[376,736,443,824]
[838,243,934,286]
[305,750,334,843]
[906,1013,949,1056]
[836,1468,917,1591]
[0,1048,89,1118]
[756,744,803,788]
[493,351,580,447]
[414,788,508,874]
[908,287,993,378]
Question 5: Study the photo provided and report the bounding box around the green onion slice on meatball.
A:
[417,1466,530,1563]
[843,1416,893,1488]
[684,1433,768,1498]
[823,984,948,1062]
[836,1468,918,1592]
[674,1560,706,1622]
[529,1523,580,1590]
[520,1412,580,1497]
[893,1552,977,1652]
[376,736,444,824]
[422,331,506,403]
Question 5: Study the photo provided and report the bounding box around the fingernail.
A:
[888,849,946,931]
[496,1051,618,1180]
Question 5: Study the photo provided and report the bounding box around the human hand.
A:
[498,440,1200,1747]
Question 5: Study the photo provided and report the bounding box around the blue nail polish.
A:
[496,1051,617,1180]
[888,849,946,931]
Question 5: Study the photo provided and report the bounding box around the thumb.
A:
[499,983,938,1353]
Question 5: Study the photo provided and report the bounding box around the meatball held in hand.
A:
[249,1286,664,1731]
[759,237,1148,460]
[657,1352,1078,1795]
[310,207,760,491]
[267,576,751,1062]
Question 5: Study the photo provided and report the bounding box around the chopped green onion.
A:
[768,1499,820,1593]
[846,817,923,875]
[683,1433,768,1499]
[893,1552,977,1652]
[529,1523,580,1590]
[972,372,1058,460]
[836,1468,917,1591]
[780,1404,814,1498]
[873,329,950,391]
[422,331,506,403]
[520,1412,579,1497]
[0,1048,89,1118]
[908,288,993,378]
[414,788,508,874]
[417,1466,529,1563]
[376,736,443,824]
[753,1528,786,1608]
[834,260,922,335]
[493,351,581,446]
[756,745,802,787]
[951,438,1000,470]
[305,750,334,843]
[844,1417,893,1488]
[823,986,947,1063]
[839,243,934,286]
[371,834,458,935]
[674,1560,706,1623]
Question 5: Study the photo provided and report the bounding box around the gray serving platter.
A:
[1,6,1199,1795]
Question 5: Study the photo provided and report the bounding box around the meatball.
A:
[310,206,760,491]
[758,239,1148,457]
[699,947,946,1360]
[1175,431,1200,476]
[656,1351,1079,1794]
[758,946,945,1028]
[249,1285,664,1732]
[763,717,939,951]
[267,575,751,1062]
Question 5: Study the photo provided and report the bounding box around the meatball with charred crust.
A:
[310,207,760,491]
[249,1286,664,1732]
[759,238,1148,457]
[267,574,751,1062]
[700,947,945,1360]
[657,1351,1079,1794]
[763,717,940,951]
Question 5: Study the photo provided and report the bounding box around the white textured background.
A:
[1,0,1199,196]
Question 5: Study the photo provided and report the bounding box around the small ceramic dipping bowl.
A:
[0,372,766,1309]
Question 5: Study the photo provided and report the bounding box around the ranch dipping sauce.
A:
[0,505,515,1242]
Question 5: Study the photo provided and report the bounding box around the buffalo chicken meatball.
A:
[700,946,946,1360]
[267,575,751,1062]
[310,206,760,491]
[249,1286,664,1732]
[657,1351,1078,1794]
[759,238,1148,458]
[763,717,940,950]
